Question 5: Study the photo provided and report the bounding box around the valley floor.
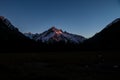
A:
[0,51,120,80]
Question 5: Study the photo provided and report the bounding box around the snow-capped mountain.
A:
[24,27,86,44]
[24,32,37,39]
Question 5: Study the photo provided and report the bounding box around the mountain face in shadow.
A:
[83,18,120,51]
[0,16,39,52]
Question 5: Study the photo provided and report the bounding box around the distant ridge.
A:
[0,16,120,52]
[24,27,86,44]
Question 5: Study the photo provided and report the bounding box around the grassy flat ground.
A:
[0,51,120,80]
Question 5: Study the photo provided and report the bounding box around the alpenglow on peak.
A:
[24,27,86,44]
[49,27,63,35]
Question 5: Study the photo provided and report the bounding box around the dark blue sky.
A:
[0,0,120,38]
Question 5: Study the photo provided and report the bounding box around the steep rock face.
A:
[24,27,86,44]
[83,18,120,50]
[0,16,38,52]
[0,16,25,41]
[0,16,18,31]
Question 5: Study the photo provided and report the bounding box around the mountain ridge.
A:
[83,18,120,50]
[0,16,40,52]
[24,27,86,44]
[0,16,120,52]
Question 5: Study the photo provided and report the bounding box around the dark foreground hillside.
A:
[0,51,120,80]
[83,18,120,51]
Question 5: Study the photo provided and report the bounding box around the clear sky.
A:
[0,0,120,38]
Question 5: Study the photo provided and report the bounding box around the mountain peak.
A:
[24,27,86,44]
[51,26,57,29]
[49,27,63,35]
[0,16,5,21]
[0,16,18,31]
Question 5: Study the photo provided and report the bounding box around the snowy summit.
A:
[24,27,86,44]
